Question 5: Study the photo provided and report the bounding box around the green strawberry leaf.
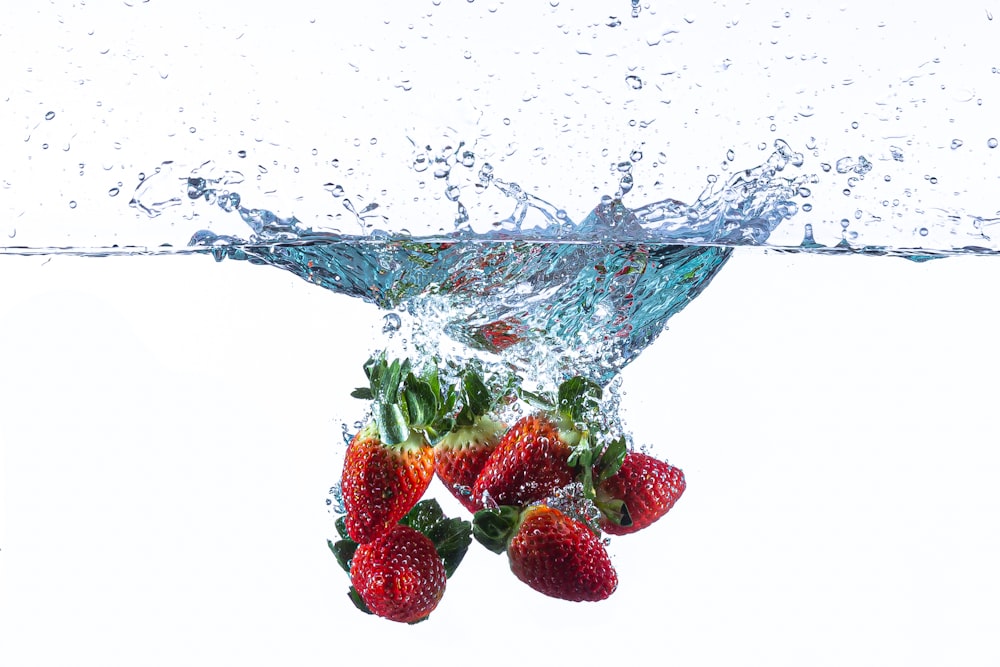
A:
[375,401,409,445]
[517,386,555,411]
[362,354,381,382]
[424,416,455,445]
[347,586,373,615]
[401,498,446,532]
[401,499,472,579]
[350,387,374,400]
[403,373,438,430]
[422,361,443,399]
[334,516,350,541]
[596,437,628,484]
[427,517,472,579]
[557,376,602,423]
[595,499,632,528]
[472,505,522,554]
[463,369,491,417]
[382,358,405,404]
[328,538,358,575]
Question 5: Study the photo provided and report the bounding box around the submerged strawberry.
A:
[350,524,448,623]
[596,451,686,535]
[474,504,618,602]
[330,499,473,624]
[434,368,508,512]
[341,356,455,544]
[471,377,602,508]
[342,424,435,543]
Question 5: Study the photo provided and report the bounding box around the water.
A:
[4,0,1000,663]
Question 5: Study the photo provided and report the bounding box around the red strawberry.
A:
[342,423,435,543]
[471,376,603,508]
[471,414,576,507]
[434,417,505,512]
[474,504,618,602]
[350,524,447,623]
[434,368,509,512]
[596,451,686,535]
[341,356,454,544]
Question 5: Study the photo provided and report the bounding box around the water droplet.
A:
[625,75,643,90]
[950,138,963,149]
[324,183,345,197]
[726,149,735,161]
[798,186,812,198]
[919,227,929,236]
[835,157,856,174]
[851,121,859,129]
[842,188,851,196]
[68,200,77,209]
[108,187,119,197]
[236,150,247,158]
[460,150,476,167]
[630,150,643,162]
[44,111,55,120]
[989,138,998,148]
[445,185,461,201]
[382,313,402,334]
[802,203,813,212]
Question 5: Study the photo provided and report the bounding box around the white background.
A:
[3,1,1000,665]
[2,250,999,666]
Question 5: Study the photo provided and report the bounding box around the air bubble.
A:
[629,150,643,162]
[108,187,119,197]
[45,111,56,120]
[382,313,402,334]
[951,138,963,149]
[625,75,643,90]
[237,150,247,158]
[989,138,998,148]
[919,227,929,237]
[68,200,77,209]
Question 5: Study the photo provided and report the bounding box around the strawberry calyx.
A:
[519,376,630,507]
[452,364,516,427]
[471,504,524,554]
[352,353,456,446]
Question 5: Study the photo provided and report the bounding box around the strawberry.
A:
[473,504,617,602]
[434,368,508,512]
[350,524,448,623]
[596,451,686,535]
[341,356,455,544]
[471,377,602,508]
[342,423,435,544]
[330,499,473,623]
